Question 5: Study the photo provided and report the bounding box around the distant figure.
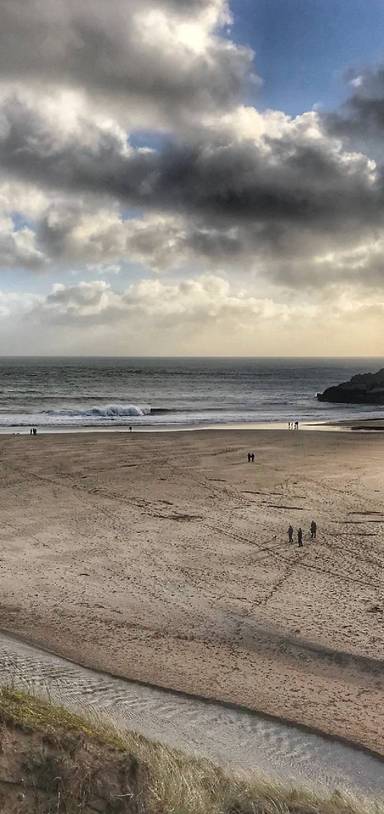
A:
[251,452,255,462]
[247,452,251,462]
[29,428,33,436]
[298,527,303,547]
[33,427,37,436]
[310,520,317,540]
[288,524,293,543]
[129,426,133,433]
[294,420,299,430]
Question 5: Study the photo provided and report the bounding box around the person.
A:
[310,520,317,540]
[129,426,133,433]
[247,452,251,462]
[251,452,255,462]
[288,524,293,543]
[298,527,303,547]
[295,420,299,430]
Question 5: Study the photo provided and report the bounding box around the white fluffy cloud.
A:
[0,214,45,269]
[35,275,286,323]
[0,275,380,356]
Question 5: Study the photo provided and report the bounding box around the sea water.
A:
[0,356,383,431]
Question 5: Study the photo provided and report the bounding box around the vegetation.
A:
[0,687,382,813]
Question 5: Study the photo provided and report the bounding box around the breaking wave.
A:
[46,404,151,418]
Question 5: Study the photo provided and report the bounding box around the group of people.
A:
[288,421,299,430]
[288,520,317,547]
[29,427,38,436]
[247,451,255,462]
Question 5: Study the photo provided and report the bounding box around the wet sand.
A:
[0,429,384,754]
[337,418,384,431]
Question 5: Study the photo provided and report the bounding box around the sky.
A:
[1,0,384,356]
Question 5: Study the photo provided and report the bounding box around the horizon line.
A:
[0,355,383,361]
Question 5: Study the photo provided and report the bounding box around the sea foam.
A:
[46,404,151,418]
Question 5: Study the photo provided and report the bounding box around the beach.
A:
[0,428,384,755]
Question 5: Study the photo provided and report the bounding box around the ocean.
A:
[0,357,383,432]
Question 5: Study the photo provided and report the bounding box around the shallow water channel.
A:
[0,632,382,798]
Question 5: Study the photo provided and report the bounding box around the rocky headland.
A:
[317,368,384,404]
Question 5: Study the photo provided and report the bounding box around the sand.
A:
[0,428,384,755]
[1,634,384,794]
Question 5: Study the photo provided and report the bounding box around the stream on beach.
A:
[0,632,383,798]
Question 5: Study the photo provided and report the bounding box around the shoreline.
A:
[0,416,384,438]
[1,418,384,435]
[1,429,384,756]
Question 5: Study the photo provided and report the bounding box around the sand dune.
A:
[0,429,384,754]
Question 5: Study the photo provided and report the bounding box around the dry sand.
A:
[0,429,384,754]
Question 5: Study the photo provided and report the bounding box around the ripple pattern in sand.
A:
[0,632,383,797]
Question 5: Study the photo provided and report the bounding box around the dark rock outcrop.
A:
[317,368,384,404]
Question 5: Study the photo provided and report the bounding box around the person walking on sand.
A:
[310,520,317,540]
[298,527,303,547]
[288,524,293,543]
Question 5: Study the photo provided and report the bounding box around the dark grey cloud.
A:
[0,0,383,293]
[326,66,384,149]
[0,95,380,250]
[0,0,250,121]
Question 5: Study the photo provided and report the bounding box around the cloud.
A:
[8,275,379,357]
[33,275,289,325]
[42,280,117,318]
[0,0,252,127]
[327,65,384,148]
[0,90,382,291]
[0,213,46,269]
[0,0,383,351]
[0,288,39,317]
[0,96,379,255]
[35,275,384,334]
[32,203,244,273]
[311,239,384,288]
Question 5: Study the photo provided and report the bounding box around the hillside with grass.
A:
[0,687,381,814]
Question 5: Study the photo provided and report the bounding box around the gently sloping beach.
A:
[0,429,383,755]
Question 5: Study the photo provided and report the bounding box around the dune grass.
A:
[0,686,382,814]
